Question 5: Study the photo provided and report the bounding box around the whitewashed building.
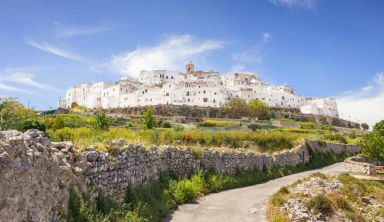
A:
[58,62,339,117]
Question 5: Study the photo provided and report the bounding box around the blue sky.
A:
[0,0,383,126]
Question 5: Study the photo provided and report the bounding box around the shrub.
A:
[0,99,36,131]
[248,123,261,131]
[323,133,348,144]
[173,124,185,132]
[360,120,384,161]
[248,99,270,119]
[223,98,249,118]
[50,127,73,141]
[270,193,287,207]
[20,118,46,132]
[361,123,369,130]
[93,112,112,130]
[151,129,160,145]
[277,186,289,194]
[143,107,156,129]
[161,121,172,128]
[306,194,332,214]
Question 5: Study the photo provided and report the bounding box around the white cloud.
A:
[269,0,317,9]
[104,35,222,79]
[337,72,384,128]
[57,25,111,37]
[0,82,24,92]
[232,32,272,71]
[0,71,55,93]
[5,72,54,91]
[25,37,85,62]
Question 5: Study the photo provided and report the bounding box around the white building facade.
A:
[58,62,339,118]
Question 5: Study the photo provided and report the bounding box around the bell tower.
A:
[186,61,194,73]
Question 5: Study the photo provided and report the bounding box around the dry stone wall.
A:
[0,130,359,222]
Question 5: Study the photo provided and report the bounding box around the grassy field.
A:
[42,113,361,154]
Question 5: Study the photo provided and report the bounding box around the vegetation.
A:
[360,120,384,161]
[197,119,238,128]
[68,150,349,222]
[306,194,332,214]
[143,107,156,129]
[248,99,270,119]
[323,133,348,144]
[268,173,384,222]
[0,99,37,132]
[361,122,369,130]
[93,112,112,130]
[223,98,269,119]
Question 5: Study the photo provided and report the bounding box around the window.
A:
[203,98,208,102]
[213,99,216,103]
[203,90,206,94]
[166,93,169,96]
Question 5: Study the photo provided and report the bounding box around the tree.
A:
[360,120,384,161]
[248,99,270,119]
[93,112,112,130]
[223,98,249,118]
[143,107,156,129]
[0,99,36,131]
[361,123,369,131]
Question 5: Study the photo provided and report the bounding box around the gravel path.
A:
[164,162,351,222]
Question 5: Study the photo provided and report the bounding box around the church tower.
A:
[186,61,194,73]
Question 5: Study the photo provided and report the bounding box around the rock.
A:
[24,129,45,139]
[86,151,99,162]
[0,151,11,167]
[362,197,371,205]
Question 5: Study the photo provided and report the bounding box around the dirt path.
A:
[165,162,350,222]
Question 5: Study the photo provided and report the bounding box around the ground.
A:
[164,162,350,222]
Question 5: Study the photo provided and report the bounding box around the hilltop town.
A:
[59,62,339,118]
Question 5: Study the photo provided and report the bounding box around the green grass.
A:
[306,194,332,214]
[68,149,350,222]
[197,119,239,128]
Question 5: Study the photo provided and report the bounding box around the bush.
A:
[20,118,46,132]
[173,124,185,132]
[306,194,332,214]
[360,120,384,161]
[323,133,348,144]
[248,123,261,131]
[50,127,73,141]
[143,107,156,129]
[93,112,112,130]
[248,99,269,119]
[0,99,36,131]
[161,121,172,128]
[361,123,369,130]
[223,98,249,118]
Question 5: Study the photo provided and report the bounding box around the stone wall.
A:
[344,156,377,175]
[0,130,86,222]
[0,130,359,221]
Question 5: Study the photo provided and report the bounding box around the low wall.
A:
[0,130,359,221]
[344,157,377,175]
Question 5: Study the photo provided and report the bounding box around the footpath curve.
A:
[165,162,351,222]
